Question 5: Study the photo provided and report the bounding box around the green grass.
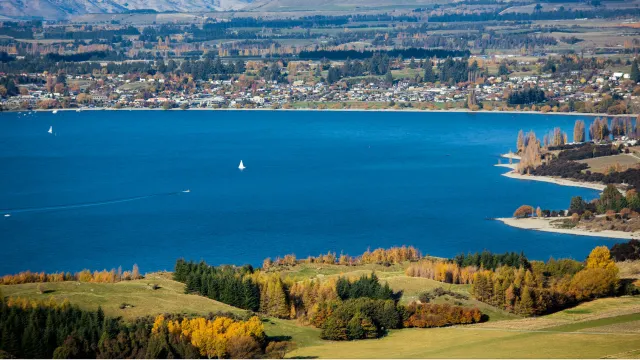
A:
[264,319,323,348]
[545,313,640,333]
[289,319,640,358]
[0,273,245,320]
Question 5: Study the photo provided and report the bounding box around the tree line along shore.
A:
[498,115,640,238]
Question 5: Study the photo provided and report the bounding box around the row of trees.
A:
[453,251,529,270]
[517,116,637,161]
[405,259,477,284]
[470,247,619,316]
[336,273,395,301]
[0,265,141,285]
[174,260,260,312]
[507,88,546,105]
[264,246,421,269]
[403,303,482,328]
[174,258,485,341]
[0,296,287,359]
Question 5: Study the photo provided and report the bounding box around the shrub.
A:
[418,288,468,303]
[610,239,640,261]
[402,302,482,328]
[319,298,402,340]
[581,210,594,220]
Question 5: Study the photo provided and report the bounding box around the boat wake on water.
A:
[2,190,190,217]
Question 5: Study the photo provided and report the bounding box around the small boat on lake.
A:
[52,110,58,114]
[238,160,246,170]
[48,126,53,134]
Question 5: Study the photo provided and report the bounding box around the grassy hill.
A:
[2,264,640,358]
[0,272,245,320]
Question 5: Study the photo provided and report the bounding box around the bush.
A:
[610,239,640,261]
[402,302,483,328]
[418,288,468,303]
[581,210,594,220]
[319,298,402,340]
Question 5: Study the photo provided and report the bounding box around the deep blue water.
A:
[0,110,624,274]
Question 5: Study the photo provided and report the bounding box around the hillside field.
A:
[1,264,640,358]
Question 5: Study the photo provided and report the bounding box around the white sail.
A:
[238,160,246,170]
[48,126,53,134]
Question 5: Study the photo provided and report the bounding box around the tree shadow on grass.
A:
[267,335,293,342]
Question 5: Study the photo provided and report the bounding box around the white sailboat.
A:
[238,160,246,170]
[48,126,53,134]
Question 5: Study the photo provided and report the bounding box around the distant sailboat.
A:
[238,160,246,170]
[48,126,53,134]
[52,110,58,114]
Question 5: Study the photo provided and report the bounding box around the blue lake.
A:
[0,110,624,274]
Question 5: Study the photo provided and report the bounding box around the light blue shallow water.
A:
[0,110,622,274]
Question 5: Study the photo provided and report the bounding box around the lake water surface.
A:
[0,110,623,274]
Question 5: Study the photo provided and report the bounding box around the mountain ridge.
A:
[0,0,254,20]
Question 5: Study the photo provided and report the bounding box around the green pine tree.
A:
[385,71,393,85]
[631,59,640,83]
[423,62,436,83]
[347,312,365,339]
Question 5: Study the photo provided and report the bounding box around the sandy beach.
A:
[500,152,521,160]
[496,165,636,238]
[500,170,607,192]
[496,217,639,240]
[494,163,517,170]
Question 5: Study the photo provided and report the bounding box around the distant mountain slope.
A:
[243,0,445,12]
[0,0,253,20]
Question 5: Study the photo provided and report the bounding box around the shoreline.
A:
[3,107,639,117]
[500,170,608,192]
[496,217,638,240]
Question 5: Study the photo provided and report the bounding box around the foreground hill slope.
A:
[2,264,639,359]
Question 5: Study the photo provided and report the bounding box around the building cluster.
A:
[2,62,637,111]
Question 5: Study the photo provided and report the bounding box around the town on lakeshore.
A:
[0,6,640,113]
[2,1,640,359]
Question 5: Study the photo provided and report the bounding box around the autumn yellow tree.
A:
[586,246,617,272]
[513,205,534,218]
